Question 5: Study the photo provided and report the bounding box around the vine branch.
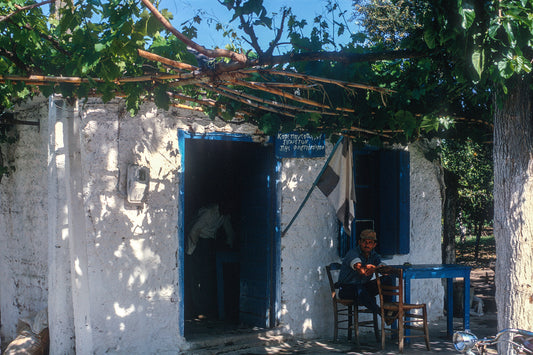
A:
[0,0,53,23]
[140,0,248,63]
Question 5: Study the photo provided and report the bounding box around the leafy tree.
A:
[353,0,430,48]
[417,2,533,347]
[442,138,493,259]
[352,0,494,268]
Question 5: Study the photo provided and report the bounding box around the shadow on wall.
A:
[75,110,182,351]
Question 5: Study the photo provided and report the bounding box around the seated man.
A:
[337,229,389,314]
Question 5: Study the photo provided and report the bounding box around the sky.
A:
[161,0,356,51]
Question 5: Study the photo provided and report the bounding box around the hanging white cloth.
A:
[186,203,235,255]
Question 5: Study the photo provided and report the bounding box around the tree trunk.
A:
[474,220,483,261]
[442,168,459,264]
[493,75,533,354]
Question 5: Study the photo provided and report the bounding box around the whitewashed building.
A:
[0,96,444,353]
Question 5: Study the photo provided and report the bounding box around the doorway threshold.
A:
[185,322,287,354]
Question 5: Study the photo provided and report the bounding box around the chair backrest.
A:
[326,262,342,296]
[376,267,404,305]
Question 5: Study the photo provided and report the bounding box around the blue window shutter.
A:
[378,150,410,255]
[397,150,410,254]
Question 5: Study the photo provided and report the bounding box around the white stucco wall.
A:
[51,98,265,354]
[404,142,445,320]
[278,141,444,339]
[278,151,340,338]
[0,97,444,352]
[0,97,50,347]
[76,99,184,354]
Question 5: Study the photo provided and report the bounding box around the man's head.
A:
[358,229,377,255]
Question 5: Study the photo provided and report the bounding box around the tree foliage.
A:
[441,138,493,232]
[353,0,430,48]
[0,1,527,169]
[0,0,481,145]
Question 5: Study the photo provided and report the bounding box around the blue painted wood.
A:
[178,131,280,333]
[238,142,276,328]
[180,131,259,142]
[397,151,410,254]
[379,150,399,255]
[275,132,326,158]
[349,149,378,256]
[272,159,282,327]
[379,150,410,255]
[177,130,186,337]
[391,264,472,337]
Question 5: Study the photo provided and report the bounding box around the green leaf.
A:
[394,110,417,138]
[40,85,54,98]
[459,3,475,30]
[522,56,532,73]
[94,43,106,52]
[77,83,89,98]
[351,32,367,43]
[241,0,263,15]
[295,112,308,126]
[221,0,234,10]
[497,59,514,79]
[308,113,321,124]
[154,85,170,110]
[258,112,280,135]
[420,115,439,133]
[503,20,516,47]
[337,24,345,37]
[488,21,500,39]
[472,49,484,79]
[423,28,436,49]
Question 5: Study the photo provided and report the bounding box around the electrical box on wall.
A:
[127,164,150,204]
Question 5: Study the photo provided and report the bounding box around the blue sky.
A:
[162,0,356,50]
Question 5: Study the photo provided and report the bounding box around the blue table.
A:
[391,264,471,337]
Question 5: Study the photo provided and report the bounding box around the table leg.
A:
[464,276,471,331]
[404,278,411,340]
[405,278,411,303]
[447,278,453,336]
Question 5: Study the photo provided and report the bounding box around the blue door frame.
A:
[177,131,281,336]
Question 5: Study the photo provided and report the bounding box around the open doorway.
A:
[180,134,279,339]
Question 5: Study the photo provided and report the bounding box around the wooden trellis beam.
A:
[210,84,338,116]
[137,49,199,72]
[205,84,296,118]
[230,78,355,113]
[240,68,392,94]
[167,92,217,107]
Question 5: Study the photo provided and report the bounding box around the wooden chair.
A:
[325,262,379,344]
[376,267,431,352]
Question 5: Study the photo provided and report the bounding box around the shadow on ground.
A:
[184,268,497,354]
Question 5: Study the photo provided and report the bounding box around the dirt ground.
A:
[470,267,496,313]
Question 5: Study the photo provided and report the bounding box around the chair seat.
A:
[377,268,431,352]
[326,263,380,344]
[336,298,355,306]
[383,301,426,312]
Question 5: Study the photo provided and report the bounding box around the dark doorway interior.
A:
[183,138,275,338]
